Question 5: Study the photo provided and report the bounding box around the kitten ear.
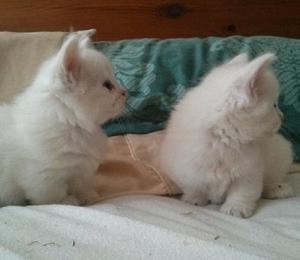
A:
[243,53,276,97]
[227,53,249,65]
[77,29,96,48]
[77,29,96,39]
[233,53,276,103]
[59,36,81,85]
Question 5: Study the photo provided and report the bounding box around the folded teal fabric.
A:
[95,36,300,161]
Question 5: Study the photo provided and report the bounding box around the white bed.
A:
[0,173,299,260]
[1,0,300,257]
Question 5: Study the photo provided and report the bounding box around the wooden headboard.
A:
[1,0,300,40]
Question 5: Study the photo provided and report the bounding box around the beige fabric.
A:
[0,31,66,102]
[0,31,298,202]
[94,131,179,201]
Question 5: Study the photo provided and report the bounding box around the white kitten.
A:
[0,30,127,206]
[160,53,294,218]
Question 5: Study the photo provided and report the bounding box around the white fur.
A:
[0,30,127,206]
[160,53,294,218]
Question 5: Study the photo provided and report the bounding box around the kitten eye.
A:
[103,80,114,91]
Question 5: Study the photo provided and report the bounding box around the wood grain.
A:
[0,0,299,40]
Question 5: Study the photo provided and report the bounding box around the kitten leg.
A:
[208,179,230,205]
[62,195,80,206]
[25,177,79,205]
[68,175,101,206]
[208,194,225,205]
[0,181,27,206]
[181,186,208,206]
[220,173,263,218]
[262,134,294,199]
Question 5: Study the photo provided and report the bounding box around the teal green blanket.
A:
[95,36,300,161]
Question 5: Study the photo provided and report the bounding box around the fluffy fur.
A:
[160,53,294,218]
[0,30,127,206]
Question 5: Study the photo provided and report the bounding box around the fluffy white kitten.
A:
[160,53,294,218]
[0,30,127,206]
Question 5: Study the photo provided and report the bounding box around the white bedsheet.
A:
[0,174,299,260]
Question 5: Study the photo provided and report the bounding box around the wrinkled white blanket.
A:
[0,174,299,260]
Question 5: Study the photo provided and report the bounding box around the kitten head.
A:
[205,53,282,142]
[35,29,127,128]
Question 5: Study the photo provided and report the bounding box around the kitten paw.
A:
[209,194,225,205]
[220,202,256,218]
[62,195,79,206]
[263,183,294,199]
[181,193,208,206]
[77,190,101,206]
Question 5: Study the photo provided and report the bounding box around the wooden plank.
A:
[0,0,299,40]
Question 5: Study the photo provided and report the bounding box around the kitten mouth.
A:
[271,125,281,134]
[111,99,126,116]
[113,95,126,107]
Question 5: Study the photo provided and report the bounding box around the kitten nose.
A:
[121,89,127,97]
[279,112,284,120]
[278,110,284,121]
